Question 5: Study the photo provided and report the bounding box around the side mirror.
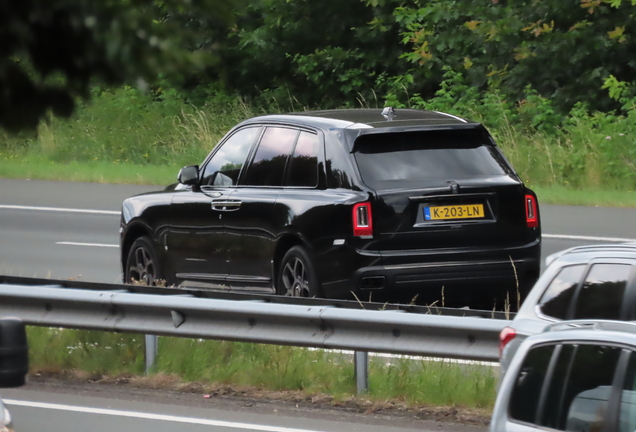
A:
[177,165,200,186]
[0,318,28,388]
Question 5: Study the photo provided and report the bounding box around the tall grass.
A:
[1,84,634,193]
[27,327,497,409]
[0,87,263,168]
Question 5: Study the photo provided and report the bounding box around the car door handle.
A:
[211,200,242,211]
[222,200,241,211]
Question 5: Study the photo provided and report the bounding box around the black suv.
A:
[120,108,541,308]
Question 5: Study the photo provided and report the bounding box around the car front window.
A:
[201,127,260,186]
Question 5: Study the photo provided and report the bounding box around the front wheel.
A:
[277,246,320,298]
[125,236,165,286]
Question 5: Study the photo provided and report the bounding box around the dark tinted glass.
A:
[541,345,576,428]
[202,127,259,186]
[242,127,298,186]
[287,131,319,187]
[510,345,555,424]
[539,265,586,319]
[573,264,631,320]
[619,352,636,432]
[555,345,621,431]
[353,130,510,191]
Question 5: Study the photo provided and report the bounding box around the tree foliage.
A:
[209,0,408,108]
[394,0,636,113]
[4,0,636,132]
[0,0,237,132]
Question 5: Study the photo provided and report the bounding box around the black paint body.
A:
[120,109,541,307]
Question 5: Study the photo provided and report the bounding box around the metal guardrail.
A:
[0,277,510,393]
[0,275,514,320]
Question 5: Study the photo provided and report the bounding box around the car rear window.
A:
[539,265,587,319]
[572,263,631,320]
[353,130,511,191]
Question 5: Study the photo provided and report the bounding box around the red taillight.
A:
[525,194,538,228]
[353,202,373,237]
[499,326,517,358]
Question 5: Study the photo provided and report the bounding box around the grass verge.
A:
[532,185,636,208]
[27,327,497,411]
[0,155,178,185]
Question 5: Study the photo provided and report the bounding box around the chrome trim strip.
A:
[384,260,521,271]
[225,275,271,283]
[176,273,227,281]
[433,111,468,123]
[355,239,541,257]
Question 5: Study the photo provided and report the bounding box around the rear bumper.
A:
[319,240,540,305]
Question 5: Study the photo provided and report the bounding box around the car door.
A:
[500,342,625,432]
[166,126,261,285]
[223,126,300,292]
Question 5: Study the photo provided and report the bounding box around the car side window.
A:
[539,265,586,319]
[241,127,299,186]
[545,344,621,430]
[201,127,260,186]
[509,344,555,424]
[573,264,632,320]
[509,343,622,431]
[619,353,636,432]
[286,131,320,187]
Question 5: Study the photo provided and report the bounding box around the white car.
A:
[0,398,13,432]
[499,243,636,375]
[492,320,636,432]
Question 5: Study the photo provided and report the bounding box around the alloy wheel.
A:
[281,257,310,297]
[128,245,157,285]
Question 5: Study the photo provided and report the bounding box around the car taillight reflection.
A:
[525,194,538,228]
[499,326,516,358]
[353,202,373,237]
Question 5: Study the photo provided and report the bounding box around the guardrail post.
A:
[144,334,158,375]
[354,351,368,394]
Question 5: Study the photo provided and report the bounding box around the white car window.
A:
[539,265,586,319]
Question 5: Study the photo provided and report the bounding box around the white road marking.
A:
[56,242,118,248]
[542,234,636,243]
[0,204,119,215]
[3,399,328,432]
[3,204,635,243]
[305,347,497,367]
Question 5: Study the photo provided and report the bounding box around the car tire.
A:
[125,236,167,286]
[277,246,320,297]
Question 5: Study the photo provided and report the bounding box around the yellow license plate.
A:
[424,204,485,220]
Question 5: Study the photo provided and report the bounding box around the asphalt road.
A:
[1,381,487,432]
[1,178,635,283]
[2,178,636,432]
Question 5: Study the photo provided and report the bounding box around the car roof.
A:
[244,108,476,129]
[549,243,636,266]
[240,108,483,152]
[524,320,636,347]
